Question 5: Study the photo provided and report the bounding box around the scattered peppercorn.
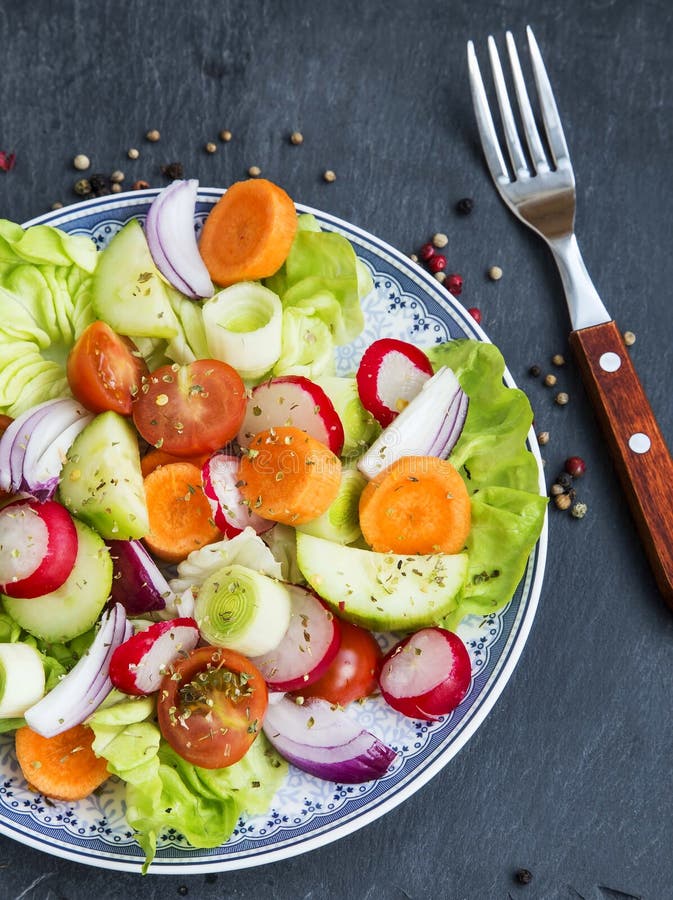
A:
[290,131,304,145]
[419,242,435,262]
[550,483,565,497]
[146,129,161,142]
[543,373,557,387]
[555,391,569,405]
[111,183,122,193]
[73,178,92,196]
[446,273,463,296]
[51,201,64,210]
[528,364,541,377]
[434,271,447,284]
[552,353,566,366]
[73,153,90,171]
[219,129,232,142]
[127,147,140,159]
[557,472,573,490]
[488,265,503,281]
[248,165,261,177]
[564,456,586,477]
[205,142,217,154]
[323,169,336,183]
[89,173,109,192]
[409,253,419,263]
[177,887,189,897]
[110,170,125,184]
[428,254,446,274]
[161,161,184,180]
[131,180,150,190]
[623,330,636,347]
[432,232,448,248]
[456,197,474,215]
[0,151,16,172]
[467,307,481,323]
[554,493,572,510]
[515,868,533,885]
[537,431,550,446]
[571,501,588,519]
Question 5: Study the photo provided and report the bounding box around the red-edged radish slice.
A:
[24,602,131,737]
[378,627,471,721]
[0,499,78,599]
[237,376,345,455]
[262,695,396,783]
[107,538,175,615]
[201,453,273,537]
[250,584,341,691]
[109,617,200,695]
[356,338,434,428]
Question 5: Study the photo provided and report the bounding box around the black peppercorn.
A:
[161,161,184,180]
[89,173,109,192]
[528,364,541,377]
[556,472,573,490]
[515,867,533,885]
[456,197,474,215]
[177,887,189,897]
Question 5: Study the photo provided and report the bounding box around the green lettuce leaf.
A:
[88,694,287,872]
[425,340,547,621]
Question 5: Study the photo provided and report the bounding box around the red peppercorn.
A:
[446,273,463,296]
[428,254,446,274]
[564,456,586,477]
[419,242,435,261]
[467,307,481,323]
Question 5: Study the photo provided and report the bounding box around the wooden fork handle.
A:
[570,320,673,606]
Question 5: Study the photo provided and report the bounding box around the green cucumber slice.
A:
[296,532,468,631]
[92,219,179,340]
[58,411,149,539]
[3,519,112,642]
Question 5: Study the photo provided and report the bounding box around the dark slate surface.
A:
[1,1,672,897]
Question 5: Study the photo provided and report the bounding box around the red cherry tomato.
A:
[157,645,268,769]
[295,620,382,706]
[132,359,246,457]
[66,321,149,415]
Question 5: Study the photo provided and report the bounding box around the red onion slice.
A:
[107,539,175,614]
[263,696,396,783]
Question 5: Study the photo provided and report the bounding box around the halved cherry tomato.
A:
[157,646,268,769]
[66,321,149,415]
[294,620,382,706]
[132,359,246,457]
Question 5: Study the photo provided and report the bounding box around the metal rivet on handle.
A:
[629,433,651,454]
[599,352,621,372]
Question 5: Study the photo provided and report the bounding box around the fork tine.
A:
[467,40,510,186]
[526,26,571,166]
[505,31,550,175]
[487,35,530,179]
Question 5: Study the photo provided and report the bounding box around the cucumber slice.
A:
[296,532,468,631]
[92,219,179,339]
[58,411,149,540]
[3,519,113,642]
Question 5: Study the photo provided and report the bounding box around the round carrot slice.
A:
[358,455,471,555]
[199,179,298,287]
[15,724,110,802]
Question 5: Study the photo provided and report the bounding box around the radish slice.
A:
[145,179,214,299]
[107,539,175,614]
[378,627,471,721]
[356,338,434,427]
[24,603,131,737]
[0,643,46,717]
[109,617,200,695]
[250,585,341,691]
[263,695,396,783]
[237,376,345,455]
[357,366,468,480]
[201,454,273,538]
[0,499,78,599]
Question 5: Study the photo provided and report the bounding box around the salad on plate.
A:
[0,177,546,870]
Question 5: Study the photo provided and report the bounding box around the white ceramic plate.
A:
[0,189,547,873]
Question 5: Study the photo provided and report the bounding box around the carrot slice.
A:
[15,723,109,802]
[143,461,221,563]
[238,426,342,526]
[199,179,298,287]
[358,456,471,555]
[140,448,210,479]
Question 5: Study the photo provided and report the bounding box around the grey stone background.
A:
[0,1,672,897]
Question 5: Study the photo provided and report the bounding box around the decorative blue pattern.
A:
[0,190,548,873]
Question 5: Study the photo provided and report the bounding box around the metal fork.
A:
[468,27,673,607]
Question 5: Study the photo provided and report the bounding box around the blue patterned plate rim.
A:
[0,189,549,873]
